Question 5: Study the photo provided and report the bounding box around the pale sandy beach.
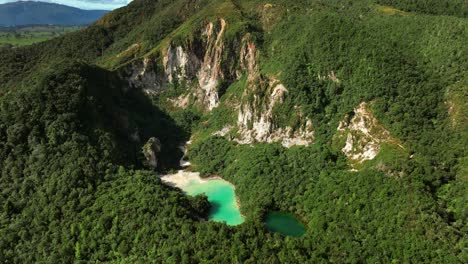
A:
[160,170,211,189]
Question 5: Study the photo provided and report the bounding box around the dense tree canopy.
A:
[0,0,466,262]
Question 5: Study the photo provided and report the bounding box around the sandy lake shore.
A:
[160,170,224,189]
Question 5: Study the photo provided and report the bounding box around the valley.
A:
[0,25,81,47]
[0,0,466,262]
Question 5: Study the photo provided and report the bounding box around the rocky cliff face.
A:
[123,18,314,147]
[164,45,200,84]
[213,38,314,147]
[127,57,167,92]
[235,38,314,147]
[235,78,314,148]
[143,137,161,170]
[123,19,228,110]
[196,19,226,110]
[336,102,399,164]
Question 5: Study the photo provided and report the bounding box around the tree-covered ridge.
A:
[0,61,209,262]
[189,137,464,262]
[0,0,207,90]
[0,0,466,262]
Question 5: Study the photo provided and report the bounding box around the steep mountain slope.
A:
[0,1,108,26]
[0,0,466,262]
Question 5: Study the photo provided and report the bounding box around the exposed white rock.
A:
[164,46,200,84]
[125,19,228,111]
[125,20,315,147]
[236,79,314,147]
[197,19,227,110]
[239,37,257,75]
[237,82,286,141]
[212,125,234,137]
[230,37,315,147]
[162,19,227,111]
[280,120,315,148]
[337,102,392,163]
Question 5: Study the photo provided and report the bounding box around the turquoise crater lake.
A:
[265,212,306,237]
[160,171,244,226]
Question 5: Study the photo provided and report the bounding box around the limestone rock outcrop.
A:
[124,19,315,147]
[233,38,314,147]
[123,19,228,110]
[143,137,161,170]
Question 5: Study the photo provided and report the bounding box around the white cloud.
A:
[0,0,133,10]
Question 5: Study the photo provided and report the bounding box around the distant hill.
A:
[0,1,109,26]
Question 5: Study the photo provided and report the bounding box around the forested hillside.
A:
[0,0,466,262]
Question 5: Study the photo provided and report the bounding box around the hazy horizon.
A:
[0,0,132,10]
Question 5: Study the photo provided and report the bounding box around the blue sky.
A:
[0,0,133,10]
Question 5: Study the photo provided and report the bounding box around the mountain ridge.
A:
[0,0,466,262]
[0,1,109,26]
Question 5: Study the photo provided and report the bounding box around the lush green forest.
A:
[0,0,466,262]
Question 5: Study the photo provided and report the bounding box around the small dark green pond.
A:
[265,212,306,237]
